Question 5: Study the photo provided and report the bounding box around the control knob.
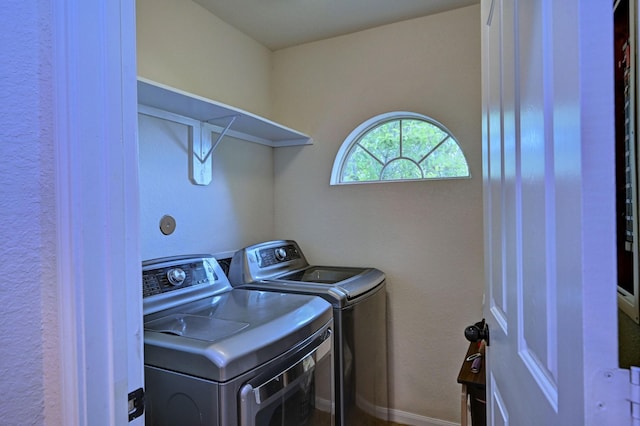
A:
[275,247,287,261]
[167,268,186,286]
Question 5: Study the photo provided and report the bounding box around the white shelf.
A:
[137,78,312,147]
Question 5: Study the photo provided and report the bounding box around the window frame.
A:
[330,111,471,185]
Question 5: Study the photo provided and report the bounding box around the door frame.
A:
[53,0,142,423]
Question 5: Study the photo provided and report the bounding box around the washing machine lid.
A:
[143,288,332,382]
[228,240,386,304]
[271,265,385,301]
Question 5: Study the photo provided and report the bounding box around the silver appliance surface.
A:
[144,288,331,381]
[228,240,389,425]
[142,255,335,426]
[228,240,385,305]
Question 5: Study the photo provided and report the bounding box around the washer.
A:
[142,254,334,426]
[228,240,388,425]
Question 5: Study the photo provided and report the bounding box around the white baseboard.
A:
[388,407,460,426]
[355,394,459,426]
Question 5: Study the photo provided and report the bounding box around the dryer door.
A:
[239,326,333,426]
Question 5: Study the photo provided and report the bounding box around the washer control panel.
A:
[258,243,301,268]
[142,257,218,298]
[228,240,310,285]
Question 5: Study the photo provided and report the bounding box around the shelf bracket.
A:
[189,115,237,185]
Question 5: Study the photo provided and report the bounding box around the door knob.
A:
[464,318,490,346]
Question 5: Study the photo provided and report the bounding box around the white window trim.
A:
[330,111,470,185]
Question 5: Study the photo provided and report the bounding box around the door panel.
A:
[485,0,506,334]
[489,378,508,426]
[482,0,623,424]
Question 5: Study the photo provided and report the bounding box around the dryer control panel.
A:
[142,255,232,315]
[142,259,217,297]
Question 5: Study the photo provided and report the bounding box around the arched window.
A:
[330,112,470,185]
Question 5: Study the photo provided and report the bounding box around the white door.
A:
[482,0,629,424]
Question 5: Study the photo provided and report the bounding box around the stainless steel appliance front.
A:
[142,255,334,425]
[229,240,388,425]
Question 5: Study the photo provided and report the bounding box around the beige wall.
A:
[271,5,483,422]
[137,0,276,258]
[137,115,275,259]
[137,0,272,117]
[137,1,484,422]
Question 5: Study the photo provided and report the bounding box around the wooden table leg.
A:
[461,383,468,426]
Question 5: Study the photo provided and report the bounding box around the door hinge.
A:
[631,367,640,425]
[128,387,144,421]
[588,369,632,426]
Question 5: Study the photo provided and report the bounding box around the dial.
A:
[275,247,287,261]
[167,268,186,286]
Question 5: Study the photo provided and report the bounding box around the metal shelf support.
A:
[190,115,237,185]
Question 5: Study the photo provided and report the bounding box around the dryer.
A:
[142,254,334,425]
